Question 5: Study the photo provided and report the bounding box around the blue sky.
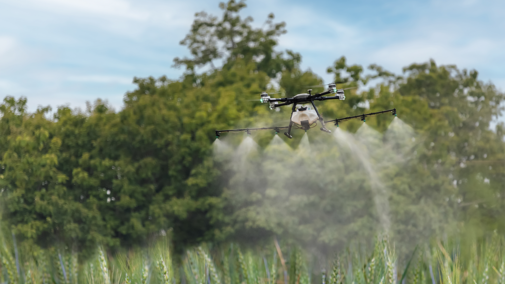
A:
[1,0,504,113]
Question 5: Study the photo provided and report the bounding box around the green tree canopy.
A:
[0,0,504,254]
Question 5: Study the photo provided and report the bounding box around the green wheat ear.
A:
[142,255,150,284]
[158,257,170,284]
[223,249,231,284]
[330,257,340,284]
[498,258,505,284]
[237,248,250,284]
[71,248,78,284]
[1,244,18,284]
[386,254,395,284]
[367,257,376,284]
[25,268,33,284]
[198,246,221,284]
[98,246,111,284]
[125,272,132,284]
[270,251,277,284]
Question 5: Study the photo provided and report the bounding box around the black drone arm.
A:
[273,101,294,107]
[325,108,397,126]
[311,90,332,98]
[268,97,291,102]
[313,95,344,101]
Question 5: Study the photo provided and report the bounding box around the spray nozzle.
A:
[392,108,397,116]
[215,131,220,139]
[361,114,366,122]
[246,130,251,135]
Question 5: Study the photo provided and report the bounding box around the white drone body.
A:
[291,105,319,130]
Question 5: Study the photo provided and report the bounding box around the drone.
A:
[215,83,396,139]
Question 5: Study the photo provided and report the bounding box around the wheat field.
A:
[1,231,504,284]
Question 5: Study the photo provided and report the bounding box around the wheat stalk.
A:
[141,258,150,284]
[223,251,231,284]
[237,249,250,284]
[271,252,277,284]
[330,258,340,284]
[98,246,111,284]
[1,245,18,284]
[157,258,170,284]
[198,246,221,284]
[71,248,78,284]
[386,255,395,284]
[56,250,68,284]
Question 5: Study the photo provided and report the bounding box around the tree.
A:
[174,0,301,78]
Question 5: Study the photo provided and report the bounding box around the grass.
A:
[0,233,505,284]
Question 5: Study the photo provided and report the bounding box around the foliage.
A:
[0,0,504,254]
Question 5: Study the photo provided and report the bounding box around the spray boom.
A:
[325,109,396,125]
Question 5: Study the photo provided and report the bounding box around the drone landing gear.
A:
[310,100,331,134]
[283,103,298,139]
[320,127,331,133]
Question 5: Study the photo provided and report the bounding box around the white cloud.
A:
[0,79,25,93]
[0,36,16,55]
[0,36,30,70]
[26,0,149,20]
[369,38,500,72]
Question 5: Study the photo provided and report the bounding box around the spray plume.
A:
[213,118,446,254]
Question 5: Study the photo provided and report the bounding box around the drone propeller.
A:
[304,82,342,88]
[304,84,328,88]
[341,86,358,91]
[305,82,358,89]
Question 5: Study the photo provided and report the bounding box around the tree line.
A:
[1,0,504,253]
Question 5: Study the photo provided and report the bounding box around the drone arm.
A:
[312,95,344,101]
[311,90,332,98]
[273,101,294,107]
[268,97,290,102]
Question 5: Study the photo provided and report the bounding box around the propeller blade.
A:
[304,81,350,88]
[342,86,358,90]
